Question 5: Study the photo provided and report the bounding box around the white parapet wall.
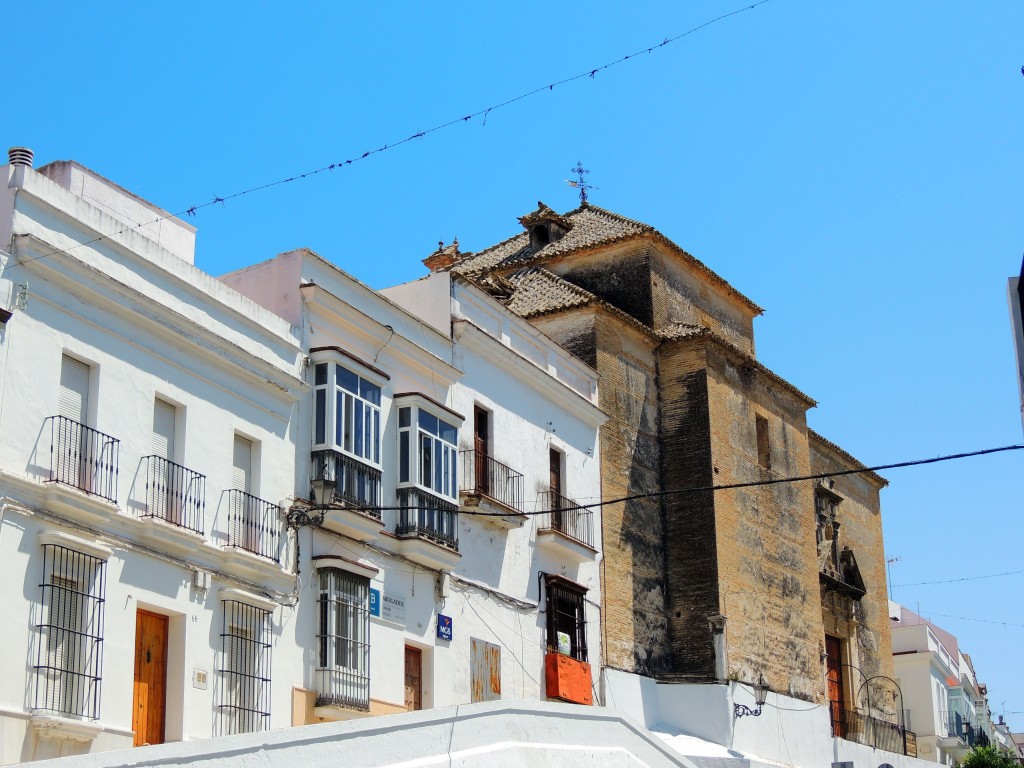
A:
[16,701,697,768]
[603,669,939,768]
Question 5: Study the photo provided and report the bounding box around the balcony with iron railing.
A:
[225,489,281,562]
[46,415,120,503]
[142,455,206,533]
[314,666,370,714]
[394,488,461,570]
[310,450,384,542]
[458,450,525,520]
[830,707,910,755]
[537,490,595,552]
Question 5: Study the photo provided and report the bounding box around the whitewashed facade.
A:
[0,151,305,763]
[223,249,605,721]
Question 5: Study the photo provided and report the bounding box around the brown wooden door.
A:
[825,634,845,738]
[474,407,489,494]
[133,610,168,746]
[549,449,563,529]
[404,646,422,711]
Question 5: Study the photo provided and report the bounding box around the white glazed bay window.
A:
[312,361,382,510]
[396,397,461,549]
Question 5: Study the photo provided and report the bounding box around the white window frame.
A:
[396,395,462,503]
[313,359,383,469]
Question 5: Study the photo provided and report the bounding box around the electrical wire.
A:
[893,567,1024,588]
[331,443,1024,518]
[12,1,771,271]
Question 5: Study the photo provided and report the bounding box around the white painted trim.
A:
[218,587,279,613]
[312,555,380,580]
[38,529,113,560]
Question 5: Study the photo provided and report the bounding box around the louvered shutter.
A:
[58,355,90,424]
[152,399,176,460]
[232,435,252,493]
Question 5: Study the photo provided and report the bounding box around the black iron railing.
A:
[459,449,524,513]
[397,488,459,550]
[226,490,281,562]
[33,544,107,720]
[944,712,981,746]
[47,416,120,503]
[142,455,205,533]
[832,707,907,754]
[538,490,594,548]
[311,449,382,518]
[218,600,272,736]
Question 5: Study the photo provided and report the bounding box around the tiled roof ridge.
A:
[808,429,889,487]
[566,202,655,232]
[507,267,657,339]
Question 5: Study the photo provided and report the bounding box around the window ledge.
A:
[460,492,527,529]
[536,528,597,562]
[394,534,462,571]
[29,714,103,743]
[44,482,118,526]
[322,505,385,542]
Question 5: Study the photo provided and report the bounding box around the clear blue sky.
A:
[12,1,1024,722]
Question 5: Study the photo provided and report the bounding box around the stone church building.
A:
[422,201,893,711]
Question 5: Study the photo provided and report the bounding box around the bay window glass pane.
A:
[315,390,326,445]
[336,366,358,394]
[400,432,409,482]
[440,420,457,445]
[361,380,380,406]
[399,408,410,428]
[354,401,364,457]
[434,437,443,491]
[373,411,380,463]
[343,393,354,452]
[418,411,438,435]
[420,434,432,487]
[315,363,327,386]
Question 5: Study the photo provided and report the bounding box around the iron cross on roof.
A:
[566,162,598,204]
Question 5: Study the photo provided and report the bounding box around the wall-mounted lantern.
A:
[734,675,769,718]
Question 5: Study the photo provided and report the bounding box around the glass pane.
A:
[315,390,326,445]
[434,438,443,491]
[336,366,358,394]
[418,410,438,435]
[399,407,410,428]
[361,380,381,406]
[315,363,327,386]
[354,401,364,456]
[344,394,354,452]
[439,420,457,445]
[421,434,432,487]
[335,391,344,449]
[373,411,380,463]
[400,432,409,482]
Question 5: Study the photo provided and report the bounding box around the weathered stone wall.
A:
[810,436,893,685]
[557,243,655,328]
[648,245,756,356]
[706,343,822,701]
[658,341,720,680]
[535,308,670,674]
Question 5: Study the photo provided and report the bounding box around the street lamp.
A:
[288,476,337,529]
[735,675,769,718]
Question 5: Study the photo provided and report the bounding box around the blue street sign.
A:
[437,613,453,641]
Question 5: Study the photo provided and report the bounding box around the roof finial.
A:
[566,161,598,205]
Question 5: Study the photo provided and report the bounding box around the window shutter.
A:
[232,435,252,493]
[152,399,176,460]
[59,355,90,423]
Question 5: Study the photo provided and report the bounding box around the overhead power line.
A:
[330,443,1024,518]
[894,567,1024,588]
[13,1,771,270]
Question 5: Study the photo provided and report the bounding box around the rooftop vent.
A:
[8,147,33,168]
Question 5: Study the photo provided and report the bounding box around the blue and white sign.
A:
[369,588,381,617]
[436,614,453,641]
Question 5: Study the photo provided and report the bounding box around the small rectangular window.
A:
[756,415,771,469]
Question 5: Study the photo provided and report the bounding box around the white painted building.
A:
[889,602,994,764]
[222,246,605,722]
[0,150,305,763]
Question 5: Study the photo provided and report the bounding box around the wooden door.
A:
[825,634,845,738]
[404,646,422,711]
[549,449,563,530]
[133,610,168,746]
[474,407,489,494]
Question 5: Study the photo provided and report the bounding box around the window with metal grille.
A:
[315,569,370,711]
[218,601,272,735]
[33,544,107,719]
[544,576,588,662]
